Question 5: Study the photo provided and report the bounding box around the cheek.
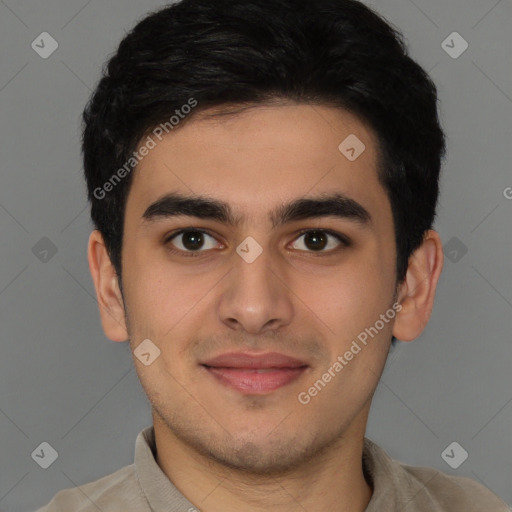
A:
[123,250,221,339]
[301,248,395,340]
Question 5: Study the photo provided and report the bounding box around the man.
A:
[37,0,510,510]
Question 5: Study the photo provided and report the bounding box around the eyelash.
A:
[163,228,350,258]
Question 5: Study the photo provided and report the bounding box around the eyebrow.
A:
[141,191,372,229]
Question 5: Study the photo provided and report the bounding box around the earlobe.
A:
[87,230,129,342]
[392,230,444,342]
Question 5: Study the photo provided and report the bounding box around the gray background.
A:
[0,0,510,510]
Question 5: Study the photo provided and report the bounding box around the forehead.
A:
[126,103,389,226]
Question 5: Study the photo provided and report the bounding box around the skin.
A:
[88,103,443,512]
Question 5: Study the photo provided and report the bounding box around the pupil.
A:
[305,231,327,251]
[183,231,204,250]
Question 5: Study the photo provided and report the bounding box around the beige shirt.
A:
[36,426,510,511]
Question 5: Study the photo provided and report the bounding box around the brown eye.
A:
[303,231,328,251]
[167,230,219,253]
[290,230,348,253]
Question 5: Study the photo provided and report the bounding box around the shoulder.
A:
[403,463,511,511]
[363,438,511,511]
[35,463,147,512]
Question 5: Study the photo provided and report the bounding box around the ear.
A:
[87,230,129,342]
[392,229,444,342]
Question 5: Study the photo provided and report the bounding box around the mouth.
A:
[200,352,309,394]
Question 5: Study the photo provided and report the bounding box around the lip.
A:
[201,351,309,394]
[202,351,307,369]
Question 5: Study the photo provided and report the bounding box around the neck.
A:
[153,414,373,512]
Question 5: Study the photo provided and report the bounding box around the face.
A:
[118,104,400,473]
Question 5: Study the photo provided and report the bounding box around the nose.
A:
[217,244,294,335]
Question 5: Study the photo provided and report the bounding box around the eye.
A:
[166,229,220,254]
[290,229,349,253]
[164,228,349,258]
